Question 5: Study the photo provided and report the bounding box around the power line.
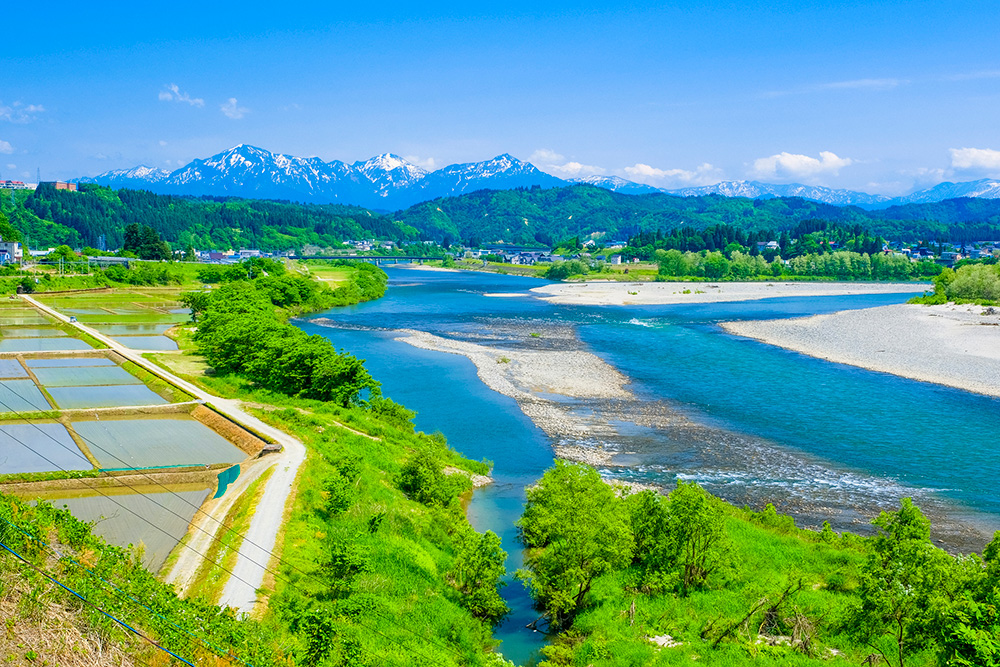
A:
[0,412,457,667]
[0,513,249,667]
[0,536,197,667]
[10,298,483,662]
[0,391,470,666]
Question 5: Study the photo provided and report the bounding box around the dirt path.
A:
[21,295,306,616]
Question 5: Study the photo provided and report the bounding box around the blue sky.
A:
[3,0,999,194]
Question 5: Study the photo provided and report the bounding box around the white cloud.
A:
[530,148,605,178]
[622,162,723,187]
[762,78,904,98]
[6,163,15,170]
[0,140,12,154]
[529,148,565,164]
[403,155,437,170]
[159,140,168,147]
[816,78,903,91]
[750,151,853,182]
[158,84,204,107]
[220,98,249,119]
[545,161,605,177]
[0,101,45,123]
[949,147,1000,174]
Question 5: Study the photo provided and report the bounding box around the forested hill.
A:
[393,185,1000,245]
[6,183,419,250]
[6,182,1000,251]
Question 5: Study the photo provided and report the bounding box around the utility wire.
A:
[0,392,467,667]
[0,513,248,667]
[0,536,197,667]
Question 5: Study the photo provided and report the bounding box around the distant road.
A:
[22,295,306,616]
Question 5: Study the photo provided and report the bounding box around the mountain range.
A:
[77,144,1000,211]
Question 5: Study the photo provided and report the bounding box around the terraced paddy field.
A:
[0,422,92,474]
[36,289,190,350]
[31,486,213,571]
[0,378,51,411]
[2,294,268,575]
[0,358,29,378]
[0,337,92,352]
[0,327,67,338]
[72,416,246,470]
[108,335,179,351]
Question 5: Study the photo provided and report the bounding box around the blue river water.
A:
[296,267,1000,665]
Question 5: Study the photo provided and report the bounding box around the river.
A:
[296,267,1000,666]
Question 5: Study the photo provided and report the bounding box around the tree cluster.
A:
[191,271,381,406]
[516,462,730,630]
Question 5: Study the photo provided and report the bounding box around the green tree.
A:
[516,461,633,628]
[179,290,212,322]
[665,480,730,594]
[852,498,952,667]
[936,532,1000,666]
[450,529,510,624]
[46,244,77,261]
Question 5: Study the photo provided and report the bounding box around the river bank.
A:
[529,280,928,306]
[389,321,992,552]
[722,303,1000,398]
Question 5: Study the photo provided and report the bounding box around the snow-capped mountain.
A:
[668,180,894,209]
[76,145,1000,211]
[891,178,1000,206]
[353,153,428,199]
[79,146,564,209]
[419,154,565,198]
[76,165,171,190]
[570,175,661,194]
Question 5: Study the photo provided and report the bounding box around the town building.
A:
[40,181,77,191]
[0,180,34,190]
[0,236,23,264]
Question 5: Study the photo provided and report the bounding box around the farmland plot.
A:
[48,384,168,409]
[91,324,174,335]
[40,487,212,571]
[109,335,179,351]
[72,417,245,469]
[0,379,52,412]
[0,327,67,338]
[26,357,115,368]
[0,423,91,474]
[32,365,143,387]
[0,337,92,352]
[0,359,28,378]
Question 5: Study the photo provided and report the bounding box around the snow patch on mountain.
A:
[76,145,1000,210]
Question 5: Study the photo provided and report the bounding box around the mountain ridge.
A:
[76,144,1000,211]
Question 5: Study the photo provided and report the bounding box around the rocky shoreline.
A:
[392,321,993,552]
[531,280,928,306]
[721,303,1000,398]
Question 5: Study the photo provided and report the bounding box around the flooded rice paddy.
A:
[109,335,180,351]
[31,365,143,387]
[0,422,92,473]
[0,337,92,352]
[47,384,169,409]
[37,487,213,571]
[0,359,29,378]
[26,357,115,367]
[0,379,51,412]
[1,294,259,574]
[73,417,246,469]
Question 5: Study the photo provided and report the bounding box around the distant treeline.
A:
[393,185,1000,245]
[3,184,422,250]
[6,182,1000,252]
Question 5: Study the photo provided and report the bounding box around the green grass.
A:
[188,466,276,603]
